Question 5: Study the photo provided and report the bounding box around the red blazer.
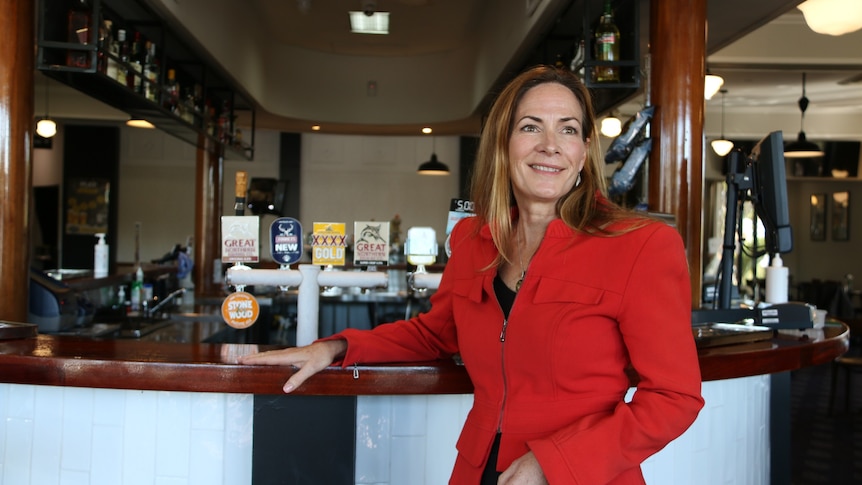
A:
[330,215,704,484]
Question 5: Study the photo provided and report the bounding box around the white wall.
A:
[110,128,459,264]
[299,133,461,245]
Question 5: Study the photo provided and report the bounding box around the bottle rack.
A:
[36,0,255,161]
[581,0,640,90]
[518,0,641,114]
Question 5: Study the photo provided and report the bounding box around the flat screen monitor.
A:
[749,131,793,255]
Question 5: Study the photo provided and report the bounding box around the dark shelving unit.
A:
[37,0,255,161]
[518,0,643,114]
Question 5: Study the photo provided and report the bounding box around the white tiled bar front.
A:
[0,384,253,485]
[354,375,769,485]
[1,375,768,485]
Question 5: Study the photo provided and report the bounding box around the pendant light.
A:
[710,90,733,157]
[600,112,622,138]
[417,137,449,175]
[704,70,724,100]
[36,79,57,139]
[797,0,862,36]
[784,73,825,159]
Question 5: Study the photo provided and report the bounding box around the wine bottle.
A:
[594,0,620,83]
[128,31,143,92]
[142,41,159,102]
[116,29,129,86]
[97,18,109,74]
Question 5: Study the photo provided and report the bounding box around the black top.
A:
[494,274,516,319]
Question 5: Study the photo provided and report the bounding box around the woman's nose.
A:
[539,132,560,154]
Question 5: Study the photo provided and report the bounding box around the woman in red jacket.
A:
[240,65,704,484]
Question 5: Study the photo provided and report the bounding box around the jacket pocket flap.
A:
[452,277,485,303]
[533,278,604,305]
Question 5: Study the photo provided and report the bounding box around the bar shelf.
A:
[36,0,255,161]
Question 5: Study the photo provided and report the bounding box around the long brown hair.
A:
[469,65,646,263]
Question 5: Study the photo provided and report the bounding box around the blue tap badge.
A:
[270,217,303,265]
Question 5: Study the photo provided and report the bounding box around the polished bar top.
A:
[0,324,849,396]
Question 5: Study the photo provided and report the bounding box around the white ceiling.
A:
[40,0,862,139]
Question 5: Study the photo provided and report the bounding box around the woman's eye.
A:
[520,124,539,133]
[562,126,578,135]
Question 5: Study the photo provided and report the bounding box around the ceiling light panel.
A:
[349,12,390,34]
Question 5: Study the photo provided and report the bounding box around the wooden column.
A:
[0,0,35,322]
[648,0,706,309]
[193,136,224,298]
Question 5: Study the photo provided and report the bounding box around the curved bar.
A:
[0,325,849,395]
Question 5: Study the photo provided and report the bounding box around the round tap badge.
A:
[221,291,260,329]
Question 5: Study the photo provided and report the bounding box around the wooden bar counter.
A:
[0,324,849,395]
[0,323,850,485]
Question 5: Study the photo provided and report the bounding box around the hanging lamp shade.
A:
[784,131,824,158]
[711,139,734,157]
[704,72,724,100]
[36,78,57,139]
[600,115,622,137]
[417,153,449,175]
[784,73,825,158]
[797,0,862,36]
[36,118,57,138]
[711,89,733,156]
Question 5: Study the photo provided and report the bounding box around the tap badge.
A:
[311,222,347,266]
[221,215,260,263]
[354,221,390,266]
[222,291,259,329]
[270,217,303,265]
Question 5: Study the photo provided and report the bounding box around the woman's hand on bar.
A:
[238,339,348,393]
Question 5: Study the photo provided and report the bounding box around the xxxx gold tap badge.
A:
[311,222,346,266]
[221,291,260,329]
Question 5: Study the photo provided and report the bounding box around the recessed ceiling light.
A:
[422,127,433,134]
[311,125,321,131]
[349,11,389,34]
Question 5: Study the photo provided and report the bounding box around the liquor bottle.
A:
[217,100,231,144]
[97,18,111,75]
[105,21,120,80]
[181,88,196,124]
[193,83,204,125]
[142,41,159,102]
[116,29,129,86]
[163,69,179,112]
[569,39,586,81]
[206,104,216,137]
[66,0,93,69]
[593,0,620,83]
[128,31,143,93]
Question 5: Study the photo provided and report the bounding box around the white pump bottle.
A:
[765,254,789,304]
[94,233,109,278]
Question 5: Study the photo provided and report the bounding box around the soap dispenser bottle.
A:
[765,254,789,304]
[94,233,109,277]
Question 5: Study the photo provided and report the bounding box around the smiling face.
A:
[508,82,589,212]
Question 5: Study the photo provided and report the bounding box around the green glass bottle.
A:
[594,0,620,83]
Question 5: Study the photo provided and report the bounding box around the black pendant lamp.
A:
[784,73,825,158]
[417,137,449,175]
